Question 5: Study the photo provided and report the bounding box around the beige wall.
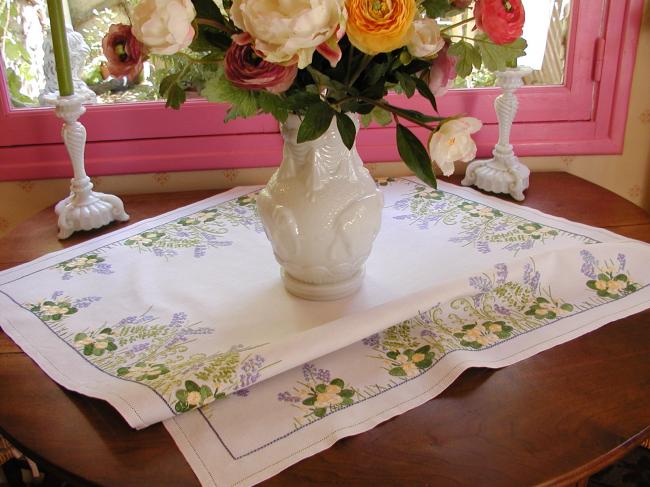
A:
[0,2,648,238]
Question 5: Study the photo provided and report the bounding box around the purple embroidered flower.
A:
[476,241,491,254]
[302,363,317,381]
[277,391,301,402]
[529,272,540,293]
[94,263,114,275]
[504,240,534,253]
[580,250,597,278]
[420,329,439,339]
[51,291,64,300]
[62,273,73,281]
[495,263,508,284]
[131,342,150,353]
[239,354,265,388]
[417,311,434,325]
[235,388,250,397]
[194,246,207,258]
[394,199,410,211]
[494,304,511,315]
[73,296,101,309]
[153,247,178,258]
[315,368,331,383]
[617,253,626,272]
[469,275,492,292]
[169,312,187,327]
[362,334,380,347]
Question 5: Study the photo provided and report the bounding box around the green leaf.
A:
[185,380,200,392]
[396,124,437,189]
[330,378,345,388]
[315,384,327,393]
[100,328,112,334]
[106,342,117,352]
[340,389,355,398]
[414,345,431,354]
[413,77,438,113]
[336,112,357,150]
[117,367,129,376]
[297,102,335,143]
[284,91,322,113]
[257,91,289,123]
[166,84,186,110]
[360,113,373,128]
[371,106,393,126]
[421,0,453,18]
[448,41,482,78]
[83,344,94,356]
[395,72,416,98]
[202,72,258,121]
[474,33,527,73]
[74,333,87,341]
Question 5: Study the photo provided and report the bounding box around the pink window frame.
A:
[0,0,643,181]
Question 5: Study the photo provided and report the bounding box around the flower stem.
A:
[347,54,373,88]
[195,17,235,35]
[440,16,475,33]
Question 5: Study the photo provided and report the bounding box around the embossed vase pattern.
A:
[257,115,383,301]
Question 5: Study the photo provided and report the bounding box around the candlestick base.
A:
[461,155,530,202]
[46,94,129,239]
[55,177,129,239]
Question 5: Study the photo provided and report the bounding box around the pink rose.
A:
[102,24,147,82]
[428,44,457,97]
[224,43,297,94]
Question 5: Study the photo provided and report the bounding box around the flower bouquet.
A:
[103,0,526,186]
[102,0,527,300]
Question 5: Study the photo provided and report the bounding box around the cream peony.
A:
[131,0,196,55]
[229,0,347,68]
[428,117,482,176]
[406,18,444,59]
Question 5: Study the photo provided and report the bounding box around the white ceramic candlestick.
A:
[462,67,532,201]
[47,94,129,239]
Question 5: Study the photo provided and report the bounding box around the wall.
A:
[0,1,648,239]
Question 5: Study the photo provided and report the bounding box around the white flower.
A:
[229,0,347,68]
[607,279,626,294]
[428,117,482,176]
[186,391,202,406]
[314,392,343,408]
[132,0,196,55]
[401,362,419,377]
[406,18,444,59]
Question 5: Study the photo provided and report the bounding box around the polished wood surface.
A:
[0,173,648,486]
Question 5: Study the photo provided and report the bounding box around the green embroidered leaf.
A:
[474,33,527,72]
[462,324,476,330]
[315,383,327,393]
[313,407,327,418]
[106,342,117,352]
[330,378,345,388]
[74,333,87,341]
[83,344,93,355]
[336,112,357,150]
[199,385,212,400]
[297,102,335,143]
[414,345,431,354]
[340,389,355,398]
[560,303,574,312]
[175,401,189,413]
[615,274,629,282]
[389,367,406,377]
[93,348,103,356]
[341,397,354,406]
[396,124,437,189]
[302,396,316,406]
[117,367,129,376]
[386,351,399,360]
[185,380,200,392]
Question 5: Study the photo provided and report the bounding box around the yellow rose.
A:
[346,0,416,54]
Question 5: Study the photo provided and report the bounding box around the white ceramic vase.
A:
[257,114,383,301]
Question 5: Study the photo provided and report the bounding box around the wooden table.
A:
[0,173,649,487]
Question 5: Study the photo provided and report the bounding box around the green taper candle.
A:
[46,0,74,96]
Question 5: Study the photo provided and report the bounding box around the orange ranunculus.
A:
[346,0,416,55]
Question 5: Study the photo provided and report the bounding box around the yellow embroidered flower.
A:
[346,0,416,54]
